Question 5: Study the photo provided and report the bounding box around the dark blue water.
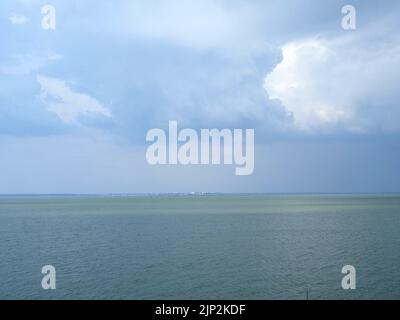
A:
[1,195,400,299]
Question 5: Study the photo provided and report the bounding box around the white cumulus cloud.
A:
[264,32,400,133]
[9,14,29,25]
[37,75,112,125]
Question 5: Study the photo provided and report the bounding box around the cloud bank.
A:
[265,28,400,133]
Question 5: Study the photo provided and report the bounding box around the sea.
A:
[1,194,400,300]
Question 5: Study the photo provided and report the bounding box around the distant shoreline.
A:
[1,192,400,197]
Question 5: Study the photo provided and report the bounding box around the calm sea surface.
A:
[1,194,400,300]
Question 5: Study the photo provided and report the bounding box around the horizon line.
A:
[1,192,400,197]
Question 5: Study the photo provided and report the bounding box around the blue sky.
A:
[1,0,400,193]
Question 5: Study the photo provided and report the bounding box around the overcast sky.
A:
[1,0,400,194]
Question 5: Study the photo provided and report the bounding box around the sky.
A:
[0,0,400,194]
